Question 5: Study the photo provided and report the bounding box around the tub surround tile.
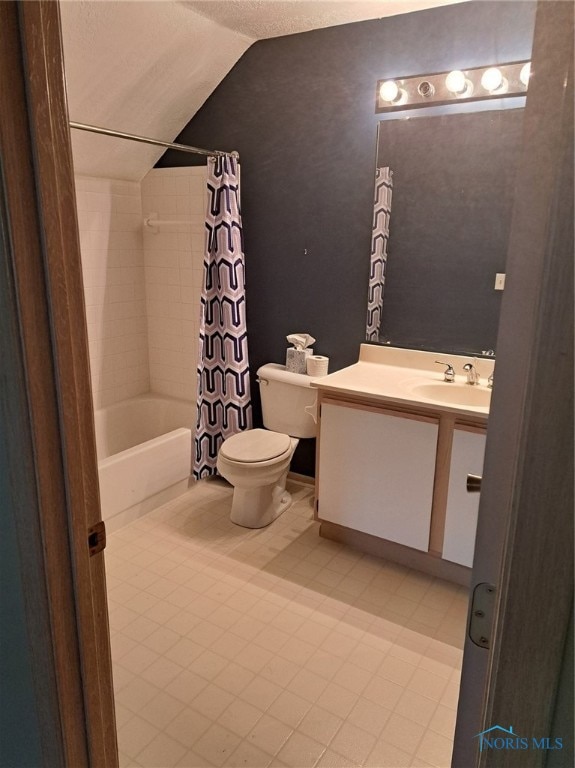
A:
[76,168,206,413]
[141,167,206,402]
[110,480,467,767]
[75,175,149,408]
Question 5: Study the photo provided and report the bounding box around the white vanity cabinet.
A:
[442,427,486,567]
[317,401,439,551]
[312,344,492,584]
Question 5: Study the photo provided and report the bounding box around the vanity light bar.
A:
[375,60,531,113]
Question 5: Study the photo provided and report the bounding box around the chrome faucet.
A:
[435,361,455,383]
[463,363,480,385]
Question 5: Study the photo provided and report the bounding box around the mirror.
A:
[366,108,524,355]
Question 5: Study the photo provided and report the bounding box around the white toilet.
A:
[217,363,318,528]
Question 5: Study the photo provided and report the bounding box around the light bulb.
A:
[379,80,399,103]
[445,70,467,94]
[520,62,531,86]
[481,67,504,92]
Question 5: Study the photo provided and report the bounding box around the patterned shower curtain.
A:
[366,167,393,341]
[193,155,252,479]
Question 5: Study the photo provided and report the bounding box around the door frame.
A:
[453,2,574,765]
[0,1,117,764]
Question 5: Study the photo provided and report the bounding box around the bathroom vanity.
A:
[313,345,494,585]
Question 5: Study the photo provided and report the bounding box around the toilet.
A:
[217,363,319,528]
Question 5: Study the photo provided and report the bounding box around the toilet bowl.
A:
[217,363,319,528]
[217,429,299,528]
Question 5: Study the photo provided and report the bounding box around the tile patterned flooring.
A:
[106,479,468,768]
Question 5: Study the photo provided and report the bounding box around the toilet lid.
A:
[220,429,291,463]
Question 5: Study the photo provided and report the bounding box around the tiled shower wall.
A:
[75,169,206,409]
[141,167,206,400]
[75,176,149,408]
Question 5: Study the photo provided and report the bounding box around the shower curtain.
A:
[193,155,252,479]
[366,167,393,341]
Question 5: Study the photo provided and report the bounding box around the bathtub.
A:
[94,394,195,530]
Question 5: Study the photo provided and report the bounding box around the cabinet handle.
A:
[467,474,482,493]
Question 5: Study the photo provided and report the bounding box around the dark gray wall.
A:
[159,0,536,475]
[0,474,44,768]
[0,196,44,768]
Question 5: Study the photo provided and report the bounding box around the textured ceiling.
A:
[184,0,462,39]
[60,0,463,181]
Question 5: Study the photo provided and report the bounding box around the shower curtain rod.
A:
[69,121,235,159]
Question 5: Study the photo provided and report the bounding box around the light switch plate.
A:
[494,273,506,290]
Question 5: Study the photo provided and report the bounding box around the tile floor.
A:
[106,479,468,768]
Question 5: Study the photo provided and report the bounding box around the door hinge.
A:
[88,521,106,556]
[468,582,496,649]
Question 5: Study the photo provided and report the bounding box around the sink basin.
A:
[314,346,493,417]
[409,382,491,409]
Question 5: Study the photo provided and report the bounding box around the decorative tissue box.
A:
[286,348,313,374]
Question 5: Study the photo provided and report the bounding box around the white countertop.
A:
[313,344,494,420]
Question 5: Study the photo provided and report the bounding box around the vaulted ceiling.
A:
[60,0,463,181]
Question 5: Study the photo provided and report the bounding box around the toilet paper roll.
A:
[306,355,329,377]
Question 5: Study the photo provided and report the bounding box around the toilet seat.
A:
[220,429,291,464]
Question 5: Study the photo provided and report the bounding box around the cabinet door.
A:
[442,428,486,567]
[318,402,438,552]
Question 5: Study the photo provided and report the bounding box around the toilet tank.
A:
[257,364,318,439]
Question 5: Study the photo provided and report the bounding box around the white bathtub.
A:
[94,394,195,530]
